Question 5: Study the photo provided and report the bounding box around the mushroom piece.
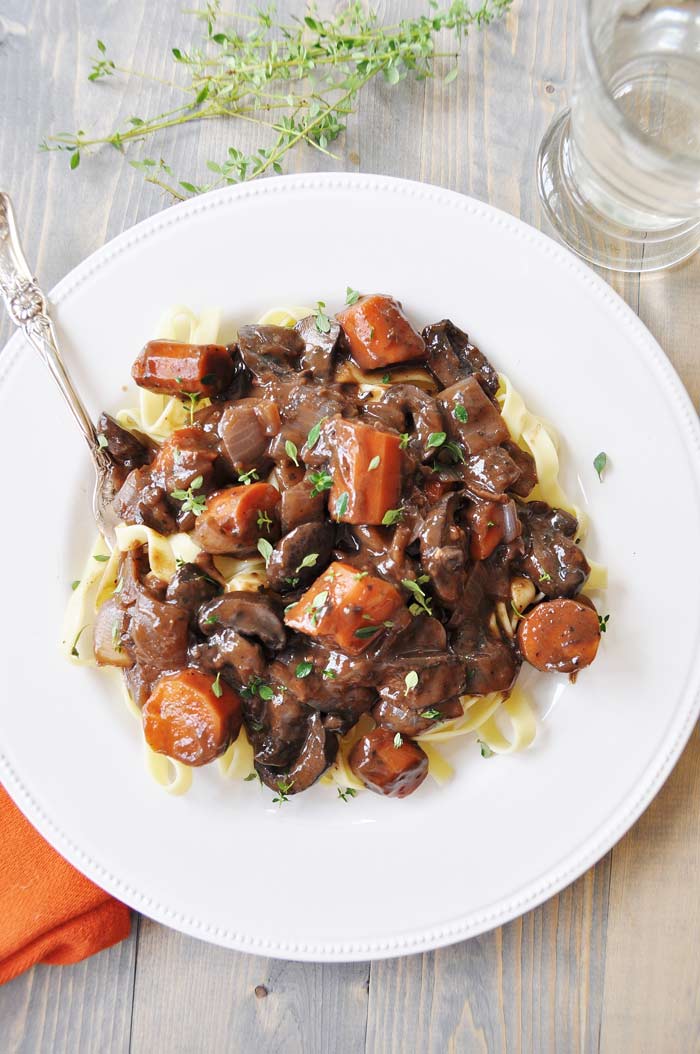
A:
[295,314,341,379]
[256,712,338,794]
[265,522,335,593]
[198,592,287,650]
[380,383,444,462]
[419,494,468,608]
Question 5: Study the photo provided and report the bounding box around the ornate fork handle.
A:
[0,192,110,477]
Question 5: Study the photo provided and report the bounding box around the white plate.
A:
[1,174,699,962]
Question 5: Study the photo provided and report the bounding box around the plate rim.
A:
[2,171,700,961]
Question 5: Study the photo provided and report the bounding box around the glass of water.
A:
[537,0,700,272]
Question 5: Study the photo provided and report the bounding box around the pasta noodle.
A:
[66,304,608,798]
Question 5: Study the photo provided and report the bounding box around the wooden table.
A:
[1,2,698,1050]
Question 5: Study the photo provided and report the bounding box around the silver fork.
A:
[0,191,118,546]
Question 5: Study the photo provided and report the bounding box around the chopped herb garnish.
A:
[70,625,88,658]
[97,432,109,449]
[258,684,274,701]
[285,439,299,466]
[335,492,349,519]
[368,455,380,471]
[593,451,608,481]
[272,778,293,805]
[296,553,319,573]
[539,572,552,583]
[381,507,404,526]
[212,672,223,698]
[204,613,219,625]
[295,660,313,679]
[381,373,391,384]
[238,467,260,485]
[244,771,261,783]
[71,580,81,591]
[598,613,610,633]
[511,601,524,621]
[306,416,327,449]
[284,576,300,587]
[345,287,360,305]
[399,433,410,449]
[314,301,331,334]
[353,571,369,581]
[111,620,122,652]
[181,390,200,425]
[404,670,419,694]
[256,509,273,533]
[421,707,441,720]
[417,574,430,584]
[444,441,466,463]
[478,739,494,758]
[401,578,432,616]
[354,624,382,639]
[393,732,403,748]
[368,325,375,340]
[427,431,446,449]
[322,668,337,679]
[453,404,469,423]
[175,557,185,568]
[93,553,110,562]
[487,521,496,527]
[309,470,333,497]
[257,538,274,565]
[171,475,207,516]
[338,786,358,802]
[308,589,329,625]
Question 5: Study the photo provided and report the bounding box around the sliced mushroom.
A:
[198,592,286,650]
[256,712,338,793]
[266,522,334,593]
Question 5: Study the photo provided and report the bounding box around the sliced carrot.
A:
[336,294,426,371]
[349,727,428,797]
[465,501,504,560]
[328,418,403,525]
[193,481,280,555]
[132,341,233,397]
[517,598,601,673]
[284,560,404,655]
[143,668,243,766]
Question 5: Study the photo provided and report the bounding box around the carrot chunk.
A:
[465,500,504,560]
[336,295,426,371]
[517,598,601,673]
[350,727,428,797]
[328,418,403,525]
[143,668,243,766]
[193,481,280,555]
[284,560,404,655]
[132,341,233,397]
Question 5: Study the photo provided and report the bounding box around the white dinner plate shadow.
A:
[1,173,699,961]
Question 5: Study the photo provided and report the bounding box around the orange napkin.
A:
[0,785,131,984]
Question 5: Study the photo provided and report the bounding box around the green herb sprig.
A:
[42,1,513,199]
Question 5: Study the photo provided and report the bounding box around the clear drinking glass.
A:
[537,0,700,272]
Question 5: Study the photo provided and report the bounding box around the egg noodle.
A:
[63,305,607,796]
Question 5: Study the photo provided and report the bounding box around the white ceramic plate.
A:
[1,174,699,962]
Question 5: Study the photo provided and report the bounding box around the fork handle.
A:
[0,191,107,473]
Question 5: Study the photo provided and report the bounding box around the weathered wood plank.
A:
[366,855,611,1054]
[128,918,370,1054]
[0,921,138,1054]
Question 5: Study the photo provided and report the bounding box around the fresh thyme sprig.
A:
[41,1,512,200]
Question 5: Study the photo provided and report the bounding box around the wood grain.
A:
[129,918,370,1054]
[0,923,137,1054]
[0,0,699,1051]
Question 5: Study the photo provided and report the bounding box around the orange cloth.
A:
[0,786,131,984]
